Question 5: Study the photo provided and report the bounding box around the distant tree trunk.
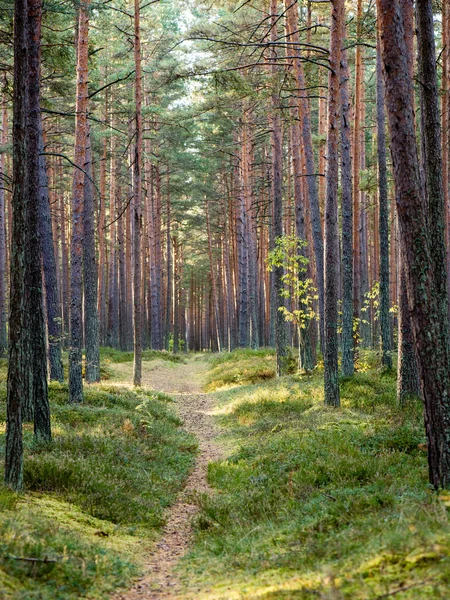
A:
[97,132,107,345]
[378,0,450,489]
[0,97,7,356]
[323,0,344,407]
[376,35,392,370]
[285,0,314,371]
[38,121,64,382]
[340,45,354,377]
[5,0,29,490]
[236,147,249,348]
[205,199,221,351]
[107,142,119,348]
[83,123,100,382]
[270,0,288,375]
[165,182,172,350]
[287,0,324,351]
[353,0,363,352]
[60,161,70,345]
[133,0,142,385]
[69,1,90,403]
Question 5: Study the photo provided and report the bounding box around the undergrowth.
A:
[180,349,450,599]
[206,348,296,391]
[0,364,196,599]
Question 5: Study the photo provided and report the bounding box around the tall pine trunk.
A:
[340,45,354,377]
[378,0,450,489]
[69,1,90,403]
[83,123,100,382]
[323,0,344,407]
[376,35,392,369]
[270,0,288,375]
[133,0,142,385]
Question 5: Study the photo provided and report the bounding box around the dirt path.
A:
[113,358,222,600]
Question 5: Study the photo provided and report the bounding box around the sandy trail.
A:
[113,357,222,600]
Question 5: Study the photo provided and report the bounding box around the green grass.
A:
[0,369,197,598]
[179,350,450,599]
[206,348,286,391]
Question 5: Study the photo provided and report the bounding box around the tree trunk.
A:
[323,0,344,407]
[378,0,450,489]
[27,0,50,437]
[340,44,354,377]
[270,0,288,375]
[0,97,7,356]
[5,0,29,490]
[83,122,100,382]
[69,2,90,403]
[133,0,142,385]
[376,34,392,369]
[38,120,64,382]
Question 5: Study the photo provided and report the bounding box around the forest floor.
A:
[3,350,450,599]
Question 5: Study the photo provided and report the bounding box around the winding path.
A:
[112,358,222,599]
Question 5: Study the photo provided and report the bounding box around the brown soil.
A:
[112,357,222,600]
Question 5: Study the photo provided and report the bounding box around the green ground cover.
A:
[0,353,196,599]
[181,350,450,599]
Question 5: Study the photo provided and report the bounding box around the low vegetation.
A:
[206,348,289,391]
[0,358,196,599]
[179,350,450,599]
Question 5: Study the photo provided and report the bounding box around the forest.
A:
[2,0,450,597]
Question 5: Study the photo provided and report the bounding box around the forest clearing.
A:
[3,0,450,597]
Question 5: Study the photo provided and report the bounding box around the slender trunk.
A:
[69,1,90,403]
[205,199,221,351]
[165,180,172,350]
[98,133,107,345]
[288,0,324,350]
[376,35,392,369]
[270,0,288,375]
[340,45,354,377]
[353,0,363,351]
[323,0,344,407]
[0,98,7,356]
[38,120,64,382]
[83,122,100,382]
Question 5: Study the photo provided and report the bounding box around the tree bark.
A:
[0,97,7,356]
[324,0,344,407]
[133,0,142,385]
[83,122,100,382]
[378,0,450,489]
[270,0,288,375]
[5,0,29,490]
[28,0,50,437]
[69,1,90,403]
[340,45,354,377]
[376,34,392,370]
